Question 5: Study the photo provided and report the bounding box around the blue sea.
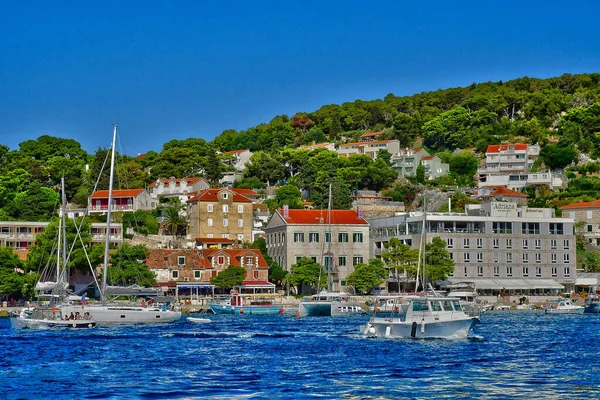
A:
[1,311,600,399]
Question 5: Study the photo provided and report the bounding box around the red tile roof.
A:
[277,209,368,225]
[136,153,147,159]
[400,147,423,154]
[421,155,435,160]
[148,177,207,188]
[231,188,257,196]
[187,188,253,203]
[486,144,528,153]
[491,186,528,198]
[340,139,398,147]
[561,200,600,210]
[89,189,145,199]
[223,149,249,155]
[360,131,383,137]
[241,280,273,286]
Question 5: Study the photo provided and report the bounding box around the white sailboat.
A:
[60,125,181,325]
[14,178,98,329]
[297,184,364,317]
[361,197,479,339]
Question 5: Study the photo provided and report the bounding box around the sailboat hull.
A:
[60,304,182,325]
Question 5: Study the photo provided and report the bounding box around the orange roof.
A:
[148,177,206,188]
[486,144,528,153]
[195,237,235,244]
[277,209,368,225]
[14,249,29,261]
[561,200,600,210]
[187,188,252,203]
[400,147,423,154]
[341,139,397,147]
[223,149,249,155]
[491,186,528,198]
[421,155,435,160]
[231,188,257,196]
[136,153,147,159]
[202,248,268,268]
[360,131,383,137]
[89,189,144,199]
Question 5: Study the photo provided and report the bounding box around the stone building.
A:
[561,200,600,246]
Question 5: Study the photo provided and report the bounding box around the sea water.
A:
[1,311,600,399]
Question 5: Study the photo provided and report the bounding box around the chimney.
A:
[283,205,289,218]
[357,206,363,219]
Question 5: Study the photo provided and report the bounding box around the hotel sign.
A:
[492,202,516,211]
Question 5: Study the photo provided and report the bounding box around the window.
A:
[296,256,302,263]
[207,233,213,238]
[522,253,528,263]
[563,254,570,263]
[535,253,542,263]
[493,252,499,263]
[172,270,179,279]
[338,232,349,243]
[589,224,594,232]
[245,256,253,265]
[535,239,541,249]
[522,239,528,250]
[463,253,470,263]
[477,253,483,263]
[311,256,317,262]
[353,232,364,243]
[253,270,259,279]
[294,232,305,242]
[447,238,454,248]
[587,210,593,219]
[506,239,512,249]
[222,193,228,200]
[207,204,213,213]
[493,222,512,234]
[222,234,229,239]
[463,266,468,276]
[522,267,529,277]
[551,254,557,263]
[549,223,563,235]
[217,256,225,264]
[353,256,363,266]
[492,238,499,249]
[564,240,570,249]
[207,218,213,227]
[477,266,483,277]
[569,211,574,218]
[507,266,513,277]
[522,222,540,234]
[309,232,319,243]
[223,204,229,213]
[506,253,512,263]
[194,270,201,279]
[550,239,557,249]
[237,234,244,241]
[463,238,470,249]
[536,267,542,277]
[564,267,570,277]
[324,256,332,269]
[476,238,483,248]
[551,267,558,277]
[493,266,500,276]
[236,219,243,227]
[325,232,331,243]
[238,205,244,213]
[223,219,229,227]
[338,256,347,267]
[178,256,185,265]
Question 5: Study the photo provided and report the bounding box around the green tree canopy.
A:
[346,258,387,294]
[210,265,246,289]
[285,257,327,293]
[424,237,455,284]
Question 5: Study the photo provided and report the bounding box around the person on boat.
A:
[81,294,86,305]
[69,312,75,320]
[141,299,146,307]
[75,312,81,320]
[64,315,69,321]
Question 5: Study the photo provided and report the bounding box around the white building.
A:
[337,131,401,159]
[265,207,370,291]
[561,200,600,246]
[222,149,253,171]
[369,201,576,294]
[149,177,210,202]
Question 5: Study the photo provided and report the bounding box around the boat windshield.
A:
[430,300,442,311]
[452,301,463,312]
[411,300,429,312]
[442,300,454,311]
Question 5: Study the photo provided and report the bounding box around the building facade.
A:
[149,177,210,201]
[88,189,156,215]
[561,200,600,246]
[369,201,576,293]
[186,188,254,244]
[265,208,370,291]
[337,132,401,159]
[391,148,449,180]
[222,149,253,171]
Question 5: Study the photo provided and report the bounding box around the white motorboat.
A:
[447,288,482,317]
[545,299,585,314]
[298,291,364,316]
[362,296,478,339]
[584,295,600,314]
[367,295,414,317]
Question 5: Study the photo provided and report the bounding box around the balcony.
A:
[89,205,135,213]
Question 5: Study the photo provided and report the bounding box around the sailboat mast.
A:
[61,176,68,286]
[415,196,427,292]
[327,183,332,292]
[101,125,118,301]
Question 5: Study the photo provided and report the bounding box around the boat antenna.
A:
[101,124,118,303]
[415,195,427,293]
[327,183,332,292]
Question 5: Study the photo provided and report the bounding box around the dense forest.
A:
[1,72,600,222]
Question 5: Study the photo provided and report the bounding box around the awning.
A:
[493,279,534,290]
[449,279,503,290]
[177,284,214,289]
[575,278,598,286]
[523,279,564,290]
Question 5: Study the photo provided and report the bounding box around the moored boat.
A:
[584,295,600,314]
[209,291,284,315]
[13,307,97,330]
[545,299,584,314]
[298,291,365,316]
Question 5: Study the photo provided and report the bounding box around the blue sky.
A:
[1,1,598,156]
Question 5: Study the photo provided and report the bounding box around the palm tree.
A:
[162,204,187,248]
